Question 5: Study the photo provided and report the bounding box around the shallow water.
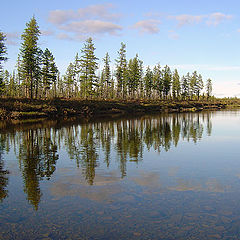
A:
[0,111,240,239]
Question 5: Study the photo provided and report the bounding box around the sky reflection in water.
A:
[0,111,240,239]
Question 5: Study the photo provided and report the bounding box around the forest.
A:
[0,17,213,101]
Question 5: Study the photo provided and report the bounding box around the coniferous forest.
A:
[0,17,214,102]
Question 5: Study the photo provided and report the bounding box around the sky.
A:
[1,0,240,97]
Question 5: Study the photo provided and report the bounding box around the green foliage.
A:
[172,69,181,99]
[101,52,111,98]
[0,31,7,95]
[127,54,143,98]
[64,62,75,98]
[79,37,99,99]
[1,18,215,101]
[181,74,189,99]
[0,31,7,67]
[153,64,163,98]
[19,16,41,98]
[206,78,213,99]
[195,74,204,99]
[41,48,58,98]
[144,66,153,99]
[162,65,172,98]
[115,42,128,99]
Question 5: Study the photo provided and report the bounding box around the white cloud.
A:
[48,4,123,40]
[169,12,232,27]
[48,3,121,25]
[48,10,76,25]
[169,14,205,27]
[57,33,74,41]
[61,20,122,36]
[207,12,232,26]
[41,30,55,36]
[144,12,164,18]
[132,19,161,34]
[77,3,121,21]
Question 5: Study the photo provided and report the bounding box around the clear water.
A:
[0,111,240,239]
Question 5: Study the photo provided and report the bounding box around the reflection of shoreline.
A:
[0,111,214,134]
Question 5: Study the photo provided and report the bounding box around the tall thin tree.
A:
[19,16,41,98]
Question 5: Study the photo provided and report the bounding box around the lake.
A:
[0,110,240,239]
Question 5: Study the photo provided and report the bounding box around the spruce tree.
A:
[127,54,143,98]
[8,71,17,97]
[73,53,80,96]
[172,69,181,99]
[181,75,189,99]
[2,70,9,95]
[0,31,7,67]
[0,31,7,95]
[79,37,98,99]
[153,64,163,99]
[102,52,111,99]
[19,16,41,98]
[41,48,58,98]
[195,74,204,99]
[64,62,75,98]
[162,65,172,99]
[115,42,128,99]
[144,66,153,99]
[206,78,213,99]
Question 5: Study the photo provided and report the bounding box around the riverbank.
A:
[0,97,237,120]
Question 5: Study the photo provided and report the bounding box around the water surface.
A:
[0,111,240,239]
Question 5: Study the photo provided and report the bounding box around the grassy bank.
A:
[0,97,237,120]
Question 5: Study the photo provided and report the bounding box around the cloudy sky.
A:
[1,0,240,97]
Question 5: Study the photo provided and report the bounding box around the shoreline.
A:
[0,97,238,120]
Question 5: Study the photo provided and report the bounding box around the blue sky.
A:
[1,0,240,97]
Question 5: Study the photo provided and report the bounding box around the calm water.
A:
[0,111,240,240]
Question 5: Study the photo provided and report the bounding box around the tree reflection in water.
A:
[0,112,213,209]
[0,135,9,202]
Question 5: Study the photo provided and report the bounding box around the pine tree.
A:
[0,31,7,67]
[162,65,172,98]
[172,69,181,99]
[206,78,213,99]
[0,31,7,95]
[127,54,143,99]
[181,75,189,99]
[195,74,204,99]
[153,64,163,99]
[102,52,111,99]
[189,71,196,99]
[110,76,115,99]
[144,66,153,99]
[72,53,80,97]
[8,71,17,97]
[79,37,98,99]
[41,48,58,98]
[2,70,9,95]
[64,62,75,98]
[115,42,128,99]
[19,16,41,98]
[56,72,64,97]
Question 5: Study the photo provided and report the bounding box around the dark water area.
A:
[0,110,240,239]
